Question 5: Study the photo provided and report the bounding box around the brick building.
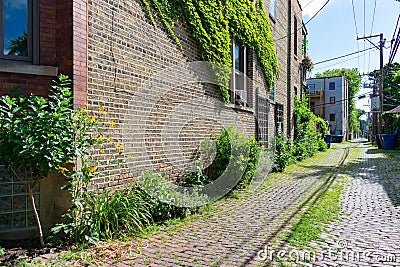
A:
[0,0,303,237]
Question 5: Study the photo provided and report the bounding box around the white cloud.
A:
[299,0,328,18]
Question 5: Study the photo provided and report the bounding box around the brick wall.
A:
[86,0,280,189]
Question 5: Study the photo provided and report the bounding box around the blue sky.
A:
[299,0,400,112]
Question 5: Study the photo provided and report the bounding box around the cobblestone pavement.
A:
[43,141,400,266]
[304,142,400,267]
[110,142,355,267]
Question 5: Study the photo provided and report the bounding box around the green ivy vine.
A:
[139,0,279,102]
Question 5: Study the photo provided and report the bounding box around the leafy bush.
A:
[292,97,328,161]
[272,130,292,172]
[201,126,263,190]
[53,187,152,243]
[0,75,75,246]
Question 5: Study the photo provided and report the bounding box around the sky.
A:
[299,0,400,113]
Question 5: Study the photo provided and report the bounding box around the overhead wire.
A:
[367,0,377,73]
[351,0,361,72]
[273,0,330,42]
[312,48,378,72]
[313,46,376,65]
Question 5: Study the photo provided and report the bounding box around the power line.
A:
[304,0,330,26]
[313,46,376,65]
[312,49,377,72]
[351,0,361,72]
[367,0,377,73]
[273,0,330,42]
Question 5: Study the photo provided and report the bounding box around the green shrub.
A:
[53,187,152,244]
[202,126,262,190]
[292,97,328,161]
[272,130,292,172]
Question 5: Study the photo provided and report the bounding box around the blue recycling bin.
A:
[381,134,395,150]
[324,134,332,148]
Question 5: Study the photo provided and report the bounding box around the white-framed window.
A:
[330,96,335,104]
[231,39,248,105]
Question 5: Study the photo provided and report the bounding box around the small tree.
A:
[0,75,74,246]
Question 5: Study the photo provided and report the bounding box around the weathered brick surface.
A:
[86,0,303,189]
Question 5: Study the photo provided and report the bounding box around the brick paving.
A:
[41,141,400,266]
[303,142,400,267]
[113,143,353,266]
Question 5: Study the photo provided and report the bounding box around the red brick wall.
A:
[72,0,88,107]
[0,0,88,105]
[0,73,52,96]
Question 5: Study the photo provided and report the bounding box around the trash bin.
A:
[381,134,395,150]
[324,134,332,148]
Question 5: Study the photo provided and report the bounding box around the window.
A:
[294,86,298,97]
[1,0,37,61]
[275,103,284,133]
[269,0,276,19]
[269,80,275,101]
[231,40,247,105]
[329,113,335,121]
[310,101,315,112]
[308,84,315,89]
[329,97,335,104]
[329,82,335,90]
[0,162,40,231]
[294,17,298,56]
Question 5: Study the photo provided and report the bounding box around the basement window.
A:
[0,163,40,231]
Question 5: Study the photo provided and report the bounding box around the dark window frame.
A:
[0,0,39,63]
[275,103,284,133]
[329,113,335,121]
[329,82,335,90]
[294,17,298,56]
[269,80,275,101]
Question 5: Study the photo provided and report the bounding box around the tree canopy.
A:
[369,62,400,111]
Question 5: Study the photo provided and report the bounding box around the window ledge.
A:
[0,61,58,76]
[225,103,254,114]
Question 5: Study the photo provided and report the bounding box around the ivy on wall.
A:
[139,0,279,102]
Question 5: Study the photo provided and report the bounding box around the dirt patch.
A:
[0,239,68,266]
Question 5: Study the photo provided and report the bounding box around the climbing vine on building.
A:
[139,0,279,102]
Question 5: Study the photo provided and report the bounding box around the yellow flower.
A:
[87,165,96,177]
[89,116,96,123]
[97,134,104,142]
[77,113,82,119]
[100,149,105,154]
[108,120,116,127]
[107,137,114,144]
[99,105,107,115]
[59,167,69,174]
[127,155,134,159]
[115,143,124,150]
[84,102,89,107]
[82,108,87,113]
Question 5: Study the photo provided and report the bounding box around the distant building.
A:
[306,73,349,141]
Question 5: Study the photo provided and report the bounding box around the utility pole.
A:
[357,33,385,143]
